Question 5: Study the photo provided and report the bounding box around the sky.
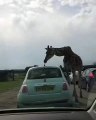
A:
[0,0,96,69]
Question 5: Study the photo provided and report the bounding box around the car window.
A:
[85,70,90,75]
[27,68,62,79]
[83,69,89,76]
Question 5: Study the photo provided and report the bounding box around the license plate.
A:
[35,85,54,92]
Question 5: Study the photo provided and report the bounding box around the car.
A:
[82,68,96,92]
[17,66,72,108]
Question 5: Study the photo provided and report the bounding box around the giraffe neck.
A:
[54,48,64,56]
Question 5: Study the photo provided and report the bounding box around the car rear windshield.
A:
[27,68,62,79]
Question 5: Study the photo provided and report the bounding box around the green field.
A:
[0,79,23,93]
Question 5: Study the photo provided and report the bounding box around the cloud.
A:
[0,0,96,69]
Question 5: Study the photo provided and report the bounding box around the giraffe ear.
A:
[45,45,49,50]
[47,45,49,49]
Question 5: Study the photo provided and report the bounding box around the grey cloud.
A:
[0,0,96,69]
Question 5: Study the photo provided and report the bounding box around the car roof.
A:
[84,68,96,72]
[28,66,60,71]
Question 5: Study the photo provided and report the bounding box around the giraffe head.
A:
[44,45,54,63]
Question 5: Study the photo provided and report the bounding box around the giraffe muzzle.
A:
[44,59,47,63]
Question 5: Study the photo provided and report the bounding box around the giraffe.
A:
[44,45,83,102]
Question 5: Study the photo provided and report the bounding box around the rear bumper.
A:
[17,92,72,108]
[17,99,73,108]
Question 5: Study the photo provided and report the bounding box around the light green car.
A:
[17,66,72,108]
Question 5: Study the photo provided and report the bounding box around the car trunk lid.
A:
[26,77,66,94]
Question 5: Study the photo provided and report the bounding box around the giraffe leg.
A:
[65,71,71,85]
[79,71,83,98]
[73,71,79,102]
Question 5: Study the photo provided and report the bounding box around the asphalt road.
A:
[70,84,96,107]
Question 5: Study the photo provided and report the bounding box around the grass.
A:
[0,79,24,93]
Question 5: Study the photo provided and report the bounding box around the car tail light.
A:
[63,83,68,90]
[89,73,95,79]
[22,85,28,93]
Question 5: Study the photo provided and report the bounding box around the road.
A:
[0,87,19,109]
[0,85,95,109]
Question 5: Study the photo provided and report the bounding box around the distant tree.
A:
[93,62,96,65]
